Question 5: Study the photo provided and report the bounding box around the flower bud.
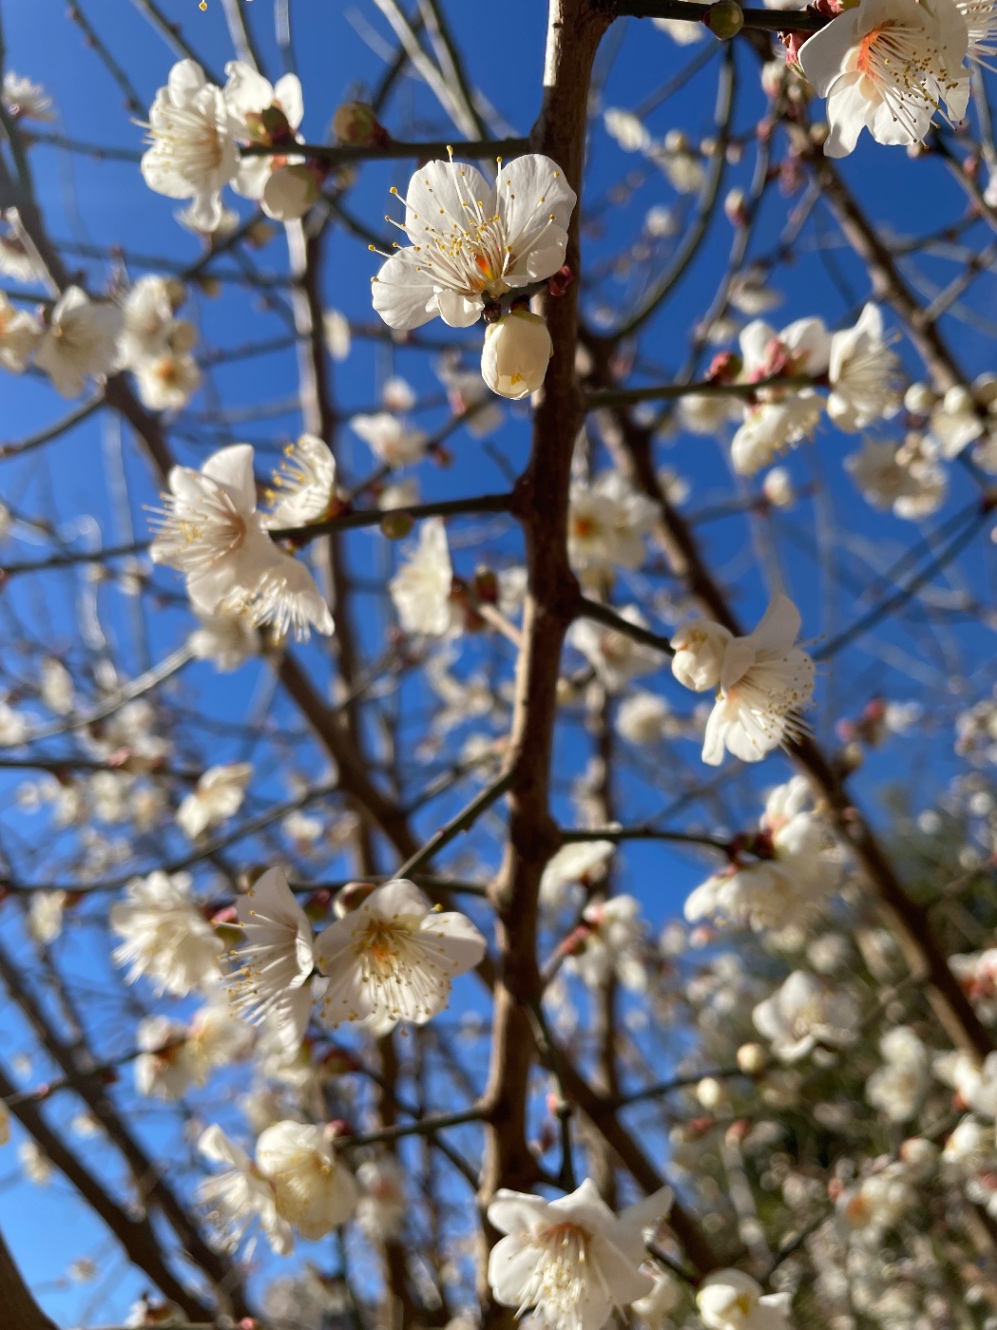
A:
[904,381,936,415]
[480,309,552,400]
[696,1076,729,1110]
[332,102,388,148]
[762,465,795,509]
[736,1042,768,1074]
[669,618,732,691]
[703,0,744,38]
[262,163,320,221]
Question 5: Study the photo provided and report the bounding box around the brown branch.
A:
[0,1226,57,1330]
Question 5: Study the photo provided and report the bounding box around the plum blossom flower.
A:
[565,895,648,992]
[481,309,553,399]
[486,1177,673,1330]
[680,595,815,766]
[2,72,55,121]
[176,761,253,839]
[934,1049,997,1117]
[357,1156,407,1242]
[540,841,615,911]
[798,0,970,158]
[827,303,903,431]
[116,275,186,368]
[845,434,946,517]
[135,999,251,1100]
[223,61,305,208]
[389,518,457,636]
[229,866,316,1055]
[865,1025,930,1122]
[133,349,202,412]
[753,970,860,1061]
[685,776,839,930]
[149,443,334,640]
[696,1269,793,1330]
[34,286,123,398]
[255,1120,358,1240]
[110,871,224,997]
[567,472,657,579]
[568,607,663,692]
[196,1123,293,1256]
[0,291,41,373]
[371,154,575,330]
[315,878,487,1034]
[188,610,260,671]
[350,412,428,468]
[670,619,733,692]
[141,61,240,231]
[265,435,337,528]
[731,318,829,475]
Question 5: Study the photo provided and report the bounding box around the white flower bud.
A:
[904,381,936,414]
[480,309,552,400]
[696,1076,728,1110]
[762,466,795,508]
[669,618,732,692]
[737,1042,768,1074]
[262,163,319,220]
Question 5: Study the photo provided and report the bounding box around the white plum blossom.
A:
[265,435,337,528]
[798,0,970,157]
[934,1049,997,1118]
[229,866,316,1055]
[141,61,240,231]
[565,895,647,992]
[481,309,553,399]
[197,1123,293,1256]
[539,840,615,911]
[567,472,657,578]
[110,871,224,997]
[350,412,428,468]
[176,761,253,839]
[928,384,984,458]
[675,595,815,765]
[133,350,202,412]
[223,61,305,210]
[696,1269,793,1330]
[389,518,457,636]
[357,1156,407,1242]
[117,275,185,368]
[845,434,946,517]
[630,1272,683,1329]
[616,692,676,746]
[827,304,902,431]
[865,1025,930,1122]
[731,318,829,475]
[2,72,55,121]
[486,1178,673,1330]
[34,286,123,398]
[150,443,334,640]
[188,609,260,671]
[372,154,575,330]
[135,999,251,1100]
[753,969,860,1061]
[685,776,839,930]
[255,1120,358,1240]
[568,607,663,692]
[315,878,487,1034]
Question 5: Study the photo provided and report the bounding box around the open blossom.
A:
[565,895,647,992]
[697,1269,793,1330]
[3,72,55,121]
[223,61,304,207]
[265,435,337,529]
[685,776,839,930]
[197,1124,292,1256]
[350,412,427,468]
[481,309,553,399]
[141,61,240,231]
[827,303,902,431]
[731,318,829,475]
[229,866,316,1055]
[372,154,575,330]
[134,350,202,412]
[34,286,123,398]
[110,871,224,996]
[798,0,970,158]
[256,1121,358,1240]
[315,878,487,1034]
[188,609,260,671]
[486,1178,672,1330]
[150,443,334,640]
[0,291,41,373]
[568,607,663,692]
[176,761,253,839]
[389,518,457,636]
[934,1049,997,1117]
[540,841,615,911]
[678,595,815,766]
[845,433,946,517]
[117,275,186,367]
[753,970,860,1061]
[568,472,657,579]
[135,999,251,1100]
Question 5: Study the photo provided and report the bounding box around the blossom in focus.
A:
[34,286,123,398]
[670,619,733,693]
[229,866,316,1055]
[2,71,55,121]
[256,1120,358,1240]
[140,60,240,231]
[731,318,829,475]
[827,303,902,431]
[486,1177,673,1330]
[696,1269,793,1330]
[149,443,334,640]
[223,60,305,207]
[176,761,253,839]
[752,969,860,1061]
[315,877,487,1034]
[371,154,575,330]
[798,0,970,158]
[388,518,457,636]
[265,435,337,528]
[481,309,553,399]
[110,871,224,997]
